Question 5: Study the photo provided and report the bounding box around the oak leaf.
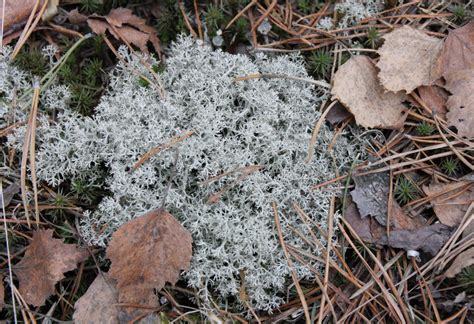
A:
[73,273,120,323]
[332,55,407,129]
[13,230,88,306]
[377,26,443,93]
[106,209,192,311]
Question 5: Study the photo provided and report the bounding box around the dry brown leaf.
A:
[67,9,88,24]
[73,273,120,323]
[13,230,88,307]
[444,70,474,137]
[331,55,407,129]
[436,21,474,78]
[3,0,44,32]
[417,85,448,118]
[445,247,474,278]
[377,26,443,93]
[325,102,353,125]
[423,181,474,228]
[0,182,20,209]
[87,8,161,55]
[106,209,192,311]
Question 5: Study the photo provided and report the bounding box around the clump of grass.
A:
[205,5,226,35]
[308,50,332,78]
[416,121,435,136]
[395,176,418,205]
[440,157,460,177]
[451,5,466,22]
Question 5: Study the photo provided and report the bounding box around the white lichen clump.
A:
[318,0,382,30]
[8,37,358,311]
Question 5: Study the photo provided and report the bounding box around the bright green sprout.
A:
[365,27,381,49]
[416,121,436,136]
[395,176,418,205]
[440,157,460,177]
[452,5,466,21]
[308,50,332,77]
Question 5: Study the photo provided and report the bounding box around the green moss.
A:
[416,121,435,136]
[365,27,381,49]
[395,176,418,205]
[308,50,332,78]
[14,47,49,76]
[440,157,460,177]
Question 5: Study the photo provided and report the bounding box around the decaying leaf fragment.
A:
[332,55,407,129]
[13,230,88,306]
[73,273,120,323]
[377,26,443,93]
[436,21,474,78]
[87,8,161,55]
[423,181,474,228]
[344,199,451,255]
[350,171,390,226]
[445,248,474,278]
[444,70,474,138]
[106,209,192,310]
[417,85,448,118]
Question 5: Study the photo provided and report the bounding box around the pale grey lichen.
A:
[8,36,361,312]
[335,0,383,29]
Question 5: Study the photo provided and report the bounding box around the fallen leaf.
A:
[42,0,59,21]
[3,0,44,32]
[436,21,474,78]
[417,85,448,118]
[67,9,88,24]
[444,70,474,138]
[377,26,443,93]
[423,181,474,228]
[445,247,474,278]
[325,102,353,125]
[345,198,449,255]
[106,209,192,312]
[0,182,20,209]
[332,55,407,129]
[73,273,120,323]
[350,171,390,226]
[87,8,161,55]
[13,230,88,307]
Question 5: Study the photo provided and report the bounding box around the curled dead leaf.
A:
[332,55,407,129]
[377,26,443,93]
[13,230,88,307]
[106,209,192,312]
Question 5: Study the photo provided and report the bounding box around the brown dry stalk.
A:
[20,80,41,227]
[132,130,194,170]
[272,202,311,324]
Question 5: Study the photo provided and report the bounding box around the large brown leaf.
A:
[106,209,192,311]
[436,21,474,78]
[417,85,448,118]
[377,26,443,93]
[73,273,120,323]
[13,230,88,306]
[332,55,407,129]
